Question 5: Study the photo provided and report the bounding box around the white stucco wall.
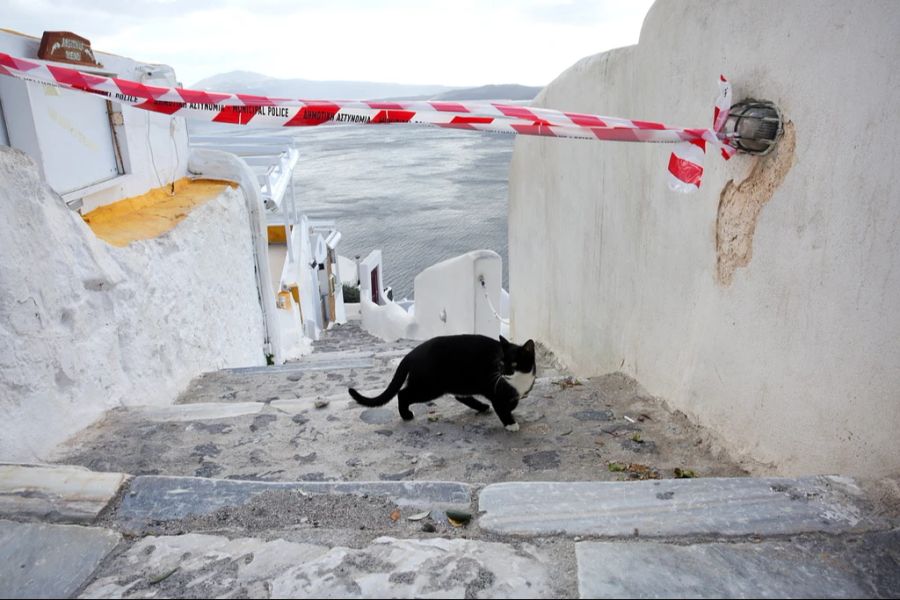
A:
[508,1,900,477]
[0,148,265,462]
[357,250,504,342]
[0,30,190,212]
[358,249,417,342]
[413,250,502,340]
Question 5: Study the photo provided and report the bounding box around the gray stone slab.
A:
[372,348,412,359]
[0,520,120,599]
[360,407,396,424]
[299,350,375,362]
[479,476,881,537]
[269,393,348,412]
[129,402,263,422]
[0,463,128,523]
[80,533,556,599]
[116,475,472,530]
[273,536,555,598]
[576,532,900,599]
[79,533,327,599]
[225,357,374,374]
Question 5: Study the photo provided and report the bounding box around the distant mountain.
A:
[190,72,543,102]
[433,84,543,101]
[190,71,456,101]
[190,70,273,90]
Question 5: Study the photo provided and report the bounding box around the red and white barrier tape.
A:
[0,52,735,192]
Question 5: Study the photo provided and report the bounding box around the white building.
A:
[0,29,346,462]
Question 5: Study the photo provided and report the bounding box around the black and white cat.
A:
[348,335,536,431]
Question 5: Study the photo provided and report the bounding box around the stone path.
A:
[478,476,883,537]
[0,520,120,599]
[1,319,898,598]
[575,533,900,599]
[49,321,746,486]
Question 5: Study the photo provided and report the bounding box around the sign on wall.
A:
[37,32,101,68]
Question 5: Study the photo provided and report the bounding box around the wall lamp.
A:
[723,100,784,155]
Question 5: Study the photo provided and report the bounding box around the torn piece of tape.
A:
[0,52,735,192]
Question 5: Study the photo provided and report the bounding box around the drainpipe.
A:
[187,148,283,364]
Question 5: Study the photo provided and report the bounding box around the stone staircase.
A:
[2,319,899,598]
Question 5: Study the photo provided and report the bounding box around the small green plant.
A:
[608,462,626,472]
[265,353,274,366]
[631,433,643,443]
[342,283,360,303]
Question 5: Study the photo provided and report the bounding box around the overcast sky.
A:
[3,0,654,87]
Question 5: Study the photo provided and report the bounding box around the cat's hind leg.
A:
[454,395,491,413]
[397,386,442,421]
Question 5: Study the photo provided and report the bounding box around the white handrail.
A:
[188,148,284,363]
[190,132,299,260]
[478,274,509,325]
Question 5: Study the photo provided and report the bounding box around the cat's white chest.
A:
[504,370,535,397]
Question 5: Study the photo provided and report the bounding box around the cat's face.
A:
[499,336,536,376]
[500,336,537,398]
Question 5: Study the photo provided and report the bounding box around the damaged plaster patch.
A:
[716,122,796,285]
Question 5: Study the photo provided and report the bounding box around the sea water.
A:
[289,125,513,299]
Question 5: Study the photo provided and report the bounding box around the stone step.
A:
[309,320,418,354]
[174,367,392,405]
[0,520,121,599]
[115,475,473,534]
[576,531,900,599]
[127,402,265,421]
[80,532,560,599]
[54,373,749,486]
[478,477,885,537]
[175,357,399,405]
[124,396,346,421]
[0,463,128,524]
[225,357,377,374]
[299,348,411,363]
[173,319,414,407]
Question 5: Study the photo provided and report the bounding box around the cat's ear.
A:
[524,339,535,354]
[499,335,510,348]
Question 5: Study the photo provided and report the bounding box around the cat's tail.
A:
[348,359,409,406]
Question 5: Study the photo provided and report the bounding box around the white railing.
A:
[189,134,300,260]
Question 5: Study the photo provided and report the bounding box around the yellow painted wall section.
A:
[82,178,236,247]
[267,225,289,245]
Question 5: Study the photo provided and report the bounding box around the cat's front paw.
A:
[505,422,520,432]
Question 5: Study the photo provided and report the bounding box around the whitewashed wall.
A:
[0,148,265,462]
[357,250,503,342]
[358,250,417,342]
[0,30,190,212]
[508,1,900,477]
[413,250,502,340]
